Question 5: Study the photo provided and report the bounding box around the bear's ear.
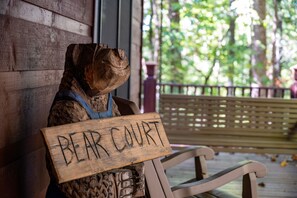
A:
[72,44,81,66]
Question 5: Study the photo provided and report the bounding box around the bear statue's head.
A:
[64,44,130,96]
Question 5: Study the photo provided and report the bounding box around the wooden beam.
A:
[0,133,44,168]
[23,0,94,26]
[0,15,91,71]
[0,148,49,198]
[0,85,58,148]
[0,70,63,91]
[0,0,92,35]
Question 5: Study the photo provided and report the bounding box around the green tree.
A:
[251,0,267,87]
[142,0,297,88]
[167,0,184,83]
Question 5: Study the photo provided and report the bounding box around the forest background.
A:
[142,0,297,88]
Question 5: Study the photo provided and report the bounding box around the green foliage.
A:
[142,0,297,87]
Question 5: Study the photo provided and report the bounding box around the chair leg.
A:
[242,172,258,198]
[195,156,208,180]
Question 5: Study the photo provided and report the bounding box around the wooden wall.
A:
[0,0,93,197]
[0,0,142,197]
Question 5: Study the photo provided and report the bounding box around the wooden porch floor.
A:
[166,151,297,198]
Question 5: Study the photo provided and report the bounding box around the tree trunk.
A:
[148,0,154,61]
[147,0,161,63]
[251,0,267,87]
[271,0,282,88]
[168,0,183,83]
[152,0,161,63]
[227,0,236,93]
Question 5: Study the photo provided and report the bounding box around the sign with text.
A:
[41,113,172,183]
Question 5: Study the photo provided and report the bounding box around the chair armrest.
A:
[161,146,215,170]
[171,160,267,198]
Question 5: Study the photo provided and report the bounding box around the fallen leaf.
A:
[258,182,265,187]
[291,154,297,161]
[280,159,288,167]
[270,155,277,162]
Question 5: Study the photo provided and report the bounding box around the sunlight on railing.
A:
[158,83,291,98]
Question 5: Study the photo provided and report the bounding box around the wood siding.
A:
[0,0,93,197]
[0,0,142,197]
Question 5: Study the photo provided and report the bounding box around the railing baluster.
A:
[155,83,291,98]
[258,88,261,97]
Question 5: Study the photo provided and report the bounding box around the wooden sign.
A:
[41,113,172,183]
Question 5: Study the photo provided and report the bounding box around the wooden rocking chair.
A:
[113,97,267,198]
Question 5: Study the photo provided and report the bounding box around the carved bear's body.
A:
[46,44,142,198]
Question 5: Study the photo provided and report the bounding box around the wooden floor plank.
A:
[166,151,297,198]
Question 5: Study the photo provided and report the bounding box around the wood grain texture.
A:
[166,151,297,198]
[0,85,58,148]
[0,15,92,71]
[160,95,297,154]
[0,148,49,198]
[0,133,44,168]
[23,0,94,26]
[0,0,95,197]
[0,70,63,91]
[0,0,91,36]
[42,113,172,183]
[0,70,61,164]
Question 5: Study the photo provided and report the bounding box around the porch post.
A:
[143,62,157,112]
[290,65,297,98]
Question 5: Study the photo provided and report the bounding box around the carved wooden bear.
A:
[46,44,144,198]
